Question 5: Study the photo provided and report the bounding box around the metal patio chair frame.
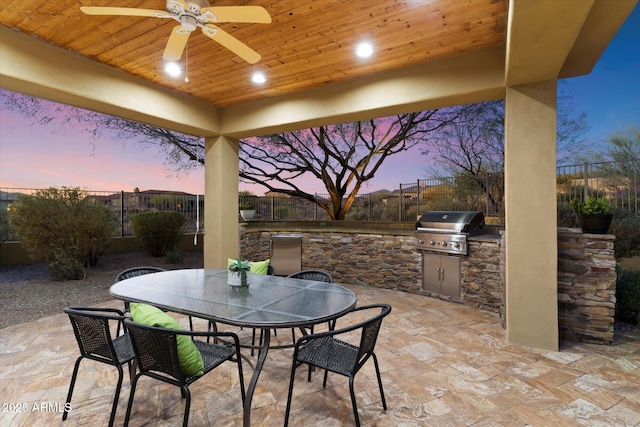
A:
[63,306,135,427]
[123,318,246,427]
[284,303,392,427]
[115,266,166,312]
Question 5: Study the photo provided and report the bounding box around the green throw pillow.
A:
[227,258,270,275]
[129,303,204,377]
[250,259,270,275]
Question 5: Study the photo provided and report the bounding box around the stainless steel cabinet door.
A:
[422,253,441,294]
[439,255,461,298]
[270,234,302,276]
[422,253,460,298]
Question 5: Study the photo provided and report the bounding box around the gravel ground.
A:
[0,251,204,329]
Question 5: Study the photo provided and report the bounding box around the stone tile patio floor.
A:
[1,283,639,427]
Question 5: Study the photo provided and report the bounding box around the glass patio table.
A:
[110,268,357,427]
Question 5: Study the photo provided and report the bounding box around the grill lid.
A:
[416,211,485,233]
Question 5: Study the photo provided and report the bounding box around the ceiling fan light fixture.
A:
[164,61,182,77]
[180,14,198,32]
[252,72,266,84]
[356,41,374,58]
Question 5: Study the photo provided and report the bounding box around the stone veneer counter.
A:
[240,222,616,344]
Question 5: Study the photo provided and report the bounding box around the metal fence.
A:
[0,189,204,239]
[556,161,639,212]
[246,160,638,221]
[2,161,637,240]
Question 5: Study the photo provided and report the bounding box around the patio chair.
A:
[123,318,246,427]
[284,304,392,427]
[287,269,332,283]
[287,270,334,333]
[253,269,334,353]
[115,266,166,312]
[115,266,198,330]
[63,307,136,427]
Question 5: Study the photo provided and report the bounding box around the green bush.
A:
[616,269,640,325]
[9,187,117,280]
[132,211,186,257]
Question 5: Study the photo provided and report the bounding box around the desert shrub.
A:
[0,209,12,243]
[610,208,640,260]
[9,187,117,280]
[132,211,186,257]
[616,269,640,325]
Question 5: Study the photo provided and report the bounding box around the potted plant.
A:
[228,258,252,288]
[239,191,257,221]
[570,196,613,234]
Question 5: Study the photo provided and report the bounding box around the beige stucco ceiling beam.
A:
[0,26,221,137]
[505,0,594,87]
[560,0,638,78]
[220,45,506,139]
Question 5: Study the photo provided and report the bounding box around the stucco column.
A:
[203,135,239,269]
[504,80,559,350]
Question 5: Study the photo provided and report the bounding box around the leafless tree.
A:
[420,89,589,214]
[239,110,462,219]
[1,89,204,175]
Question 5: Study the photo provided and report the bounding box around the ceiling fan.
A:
[81,0,271,63]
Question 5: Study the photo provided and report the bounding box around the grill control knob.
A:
[453,242,460,249]
[442,241,448,247]
[429,240,435,245]
[418,239,425,245]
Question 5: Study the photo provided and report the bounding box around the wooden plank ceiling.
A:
[0,0,507,107]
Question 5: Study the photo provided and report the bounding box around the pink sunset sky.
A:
[1,4,638,196]
[0,99,429,196]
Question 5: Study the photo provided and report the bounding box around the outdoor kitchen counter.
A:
[468,232,502,243]
[244,221,415,236]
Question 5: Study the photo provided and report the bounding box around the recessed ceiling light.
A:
[164,62,182,77]
[252,72,266,84]
[356,42,373,58]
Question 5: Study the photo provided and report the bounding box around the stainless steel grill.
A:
[415,211,485,255]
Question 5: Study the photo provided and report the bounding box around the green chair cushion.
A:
[227,258,270,275]
[129,303,204,377]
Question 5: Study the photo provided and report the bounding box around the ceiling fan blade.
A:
[201,6,272,24]
[163,26,191,61]
[80,6,168,18]
[202,25,261,64]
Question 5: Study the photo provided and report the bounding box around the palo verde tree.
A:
[239,110,463,220]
